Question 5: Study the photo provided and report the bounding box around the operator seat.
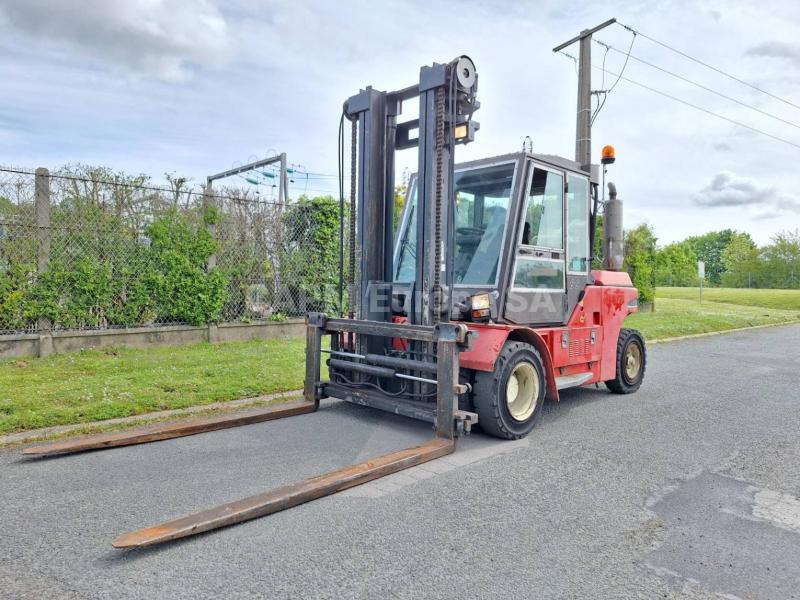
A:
[460,207,507,284]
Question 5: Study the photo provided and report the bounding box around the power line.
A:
[617,21,800,112]
[589,62,800,151]
[591,30,637,125]
[591,44,611,125]
[595,38,800,132]
[605,31,636,94]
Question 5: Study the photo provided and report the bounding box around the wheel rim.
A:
[624,342,642,382]
[506,362,539,422]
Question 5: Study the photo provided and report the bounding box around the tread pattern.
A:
[472,341,546,440]
[605,328,647,394]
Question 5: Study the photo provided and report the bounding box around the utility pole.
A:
[553,18,617,170]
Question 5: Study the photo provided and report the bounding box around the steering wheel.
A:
[456,226,484,237]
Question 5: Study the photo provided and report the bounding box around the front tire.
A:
[605,328,646,394]
[472,341,547,440]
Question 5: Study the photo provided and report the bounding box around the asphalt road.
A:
[2,324,799,599]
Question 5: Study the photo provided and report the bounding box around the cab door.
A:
[565,172,591,317]
[504,163,567,325]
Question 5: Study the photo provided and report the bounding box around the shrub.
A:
[274,196,341,314]
[0,265,32,331]
[145,210,228,325]
[8,209,228,330]
[624,224,657,304]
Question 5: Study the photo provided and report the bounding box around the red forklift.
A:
[23,51,645,548]
[307,53,644,443]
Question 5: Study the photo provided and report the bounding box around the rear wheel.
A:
[472,341,547,439]
[605,328,646,394]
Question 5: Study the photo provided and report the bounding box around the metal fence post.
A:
[35,167,50,275]
[203,182,217,270]
[279,152,287,206]
[34,167,52,335]
[203,182,220,342]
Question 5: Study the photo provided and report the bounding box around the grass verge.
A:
[0,394,300,449]
[656,287,800,311]
[1,337,307,434]
[626,297,800,340]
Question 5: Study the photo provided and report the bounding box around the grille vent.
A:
[569,338,590,358]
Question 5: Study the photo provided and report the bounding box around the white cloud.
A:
[693,171,800,213]
[745,41,800,66]
[777,197,800,213]
[0,0,232,81]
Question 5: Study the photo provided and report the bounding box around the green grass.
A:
[3,287,799,435]
[656,286,800,311]
[0,337,308,434]
[627,296,800,341]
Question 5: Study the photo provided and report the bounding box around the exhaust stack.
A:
[603,182,624,271]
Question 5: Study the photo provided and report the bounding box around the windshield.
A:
[394,162,515,285]
[394,182,418,283]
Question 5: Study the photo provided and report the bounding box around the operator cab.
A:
[393,152,597,326]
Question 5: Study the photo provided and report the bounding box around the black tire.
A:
[605,328,646,394]
[472,341,547,440]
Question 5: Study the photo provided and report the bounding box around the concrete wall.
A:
[0,320,306,359]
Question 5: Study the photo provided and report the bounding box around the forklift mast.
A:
[345,56,479,329]
[298,56,483,441]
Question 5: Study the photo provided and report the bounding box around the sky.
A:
[0,0,799,245]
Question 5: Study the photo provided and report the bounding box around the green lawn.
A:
[626,297,799,340]
[656,286,800,311]
[0,337,308,434]
[3,287,799,435]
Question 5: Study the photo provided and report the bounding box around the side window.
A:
[522,169,563,249]
[513,258,565,289]
[513,167,565,291]
[566,175,589,273]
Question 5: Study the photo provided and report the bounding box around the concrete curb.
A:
[0,389,303,447]
[647,320,800,345]
[0,320,306,360]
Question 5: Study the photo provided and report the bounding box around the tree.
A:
[624,223,657,303]
[656,241,697,287]
[53,163,160,234]
[394,184,407,230]
[164,172,194,209]
[685,230,738,285]
[761,230,800,289]
[277,195,341,313]
[720,232,760,288]
[591,214,604,270]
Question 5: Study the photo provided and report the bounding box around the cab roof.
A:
[453,151,598,184]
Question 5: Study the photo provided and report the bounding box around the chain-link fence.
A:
[0,166,343,335]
